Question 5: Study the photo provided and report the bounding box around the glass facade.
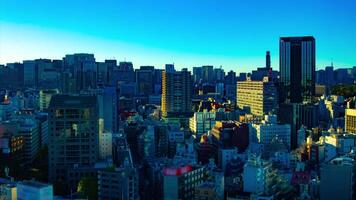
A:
[280,37,315,103]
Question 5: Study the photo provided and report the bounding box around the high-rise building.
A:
[6,62,24,89]
[278,103,318,149]
[136,66,155,96]
[64,54,97,92]
[280,36,315,103]
[193,67,203,83]
[345,109,356,134]
[202,66,214,83]
[97,62,109,85]
[104,59,117,85]
[224,70,237,102]
[237,77,277,116]
[35,59,59,89]
[161,68,192,119]
[48,94,99,183]
[23,60,37,88]
[85,87,118,133]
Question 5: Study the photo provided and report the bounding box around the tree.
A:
[77,177,98,200]
[331,84,356,98]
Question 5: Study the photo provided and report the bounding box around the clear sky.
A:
[1,0,355,72]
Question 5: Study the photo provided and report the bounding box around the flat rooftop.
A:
[49,94,97,109]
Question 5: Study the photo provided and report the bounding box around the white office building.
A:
[189,111,216,138]
[250,115,291,149]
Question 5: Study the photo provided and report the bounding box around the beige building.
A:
[237,77,277,116]
[345,109,356,134]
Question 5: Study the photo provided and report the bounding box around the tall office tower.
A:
[48,95,99,184]
[193,67,203,83]
[118,61,134,71]
[112,62,135,85]
[278,103,318,149]
[266,51,271,69]
[35,59,58,89]
[153,69,163,95]
[225,70,237,102]
[161,68,192,119]
[6,63,24,89]
[214,67,225,82]
[0,65,17,90]
[165,64,175,73]
[345,109,356,134]
[237,77,278,116]
[202,65,214,83]
[325,66,335,86]
[23,60,37,88]
[96,62,109,86]
[136,66,155,96]
[85,87,118,133]
[225,70,237,85]
[104,59,117,85]
[64,54,97,92]
[280,36,315,103]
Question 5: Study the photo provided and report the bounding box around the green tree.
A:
[331,84,356,98]
[77,176,98,200]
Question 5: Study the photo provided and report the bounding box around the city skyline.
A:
[1,0,356,72]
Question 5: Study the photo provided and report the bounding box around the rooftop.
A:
[280,36,315,42]
[18,180,51,189]
[49,94,97,109]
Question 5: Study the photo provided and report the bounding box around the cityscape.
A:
[1,1,356,200]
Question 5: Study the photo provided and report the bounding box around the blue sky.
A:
[1,0,355,72]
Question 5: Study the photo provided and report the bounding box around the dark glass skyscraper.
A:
[280,36,315,103]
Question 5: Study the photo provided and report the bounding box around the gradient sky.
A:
[1,0,356,72]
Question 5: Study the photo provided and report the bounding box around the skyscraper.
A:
[280,36,315,103]
[161,68,192,119]
[48,94,99,184]
[136,66,155,96]
[64,54,97,92]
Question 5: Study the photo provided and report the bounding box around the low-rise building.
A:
[17,181,53,200]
